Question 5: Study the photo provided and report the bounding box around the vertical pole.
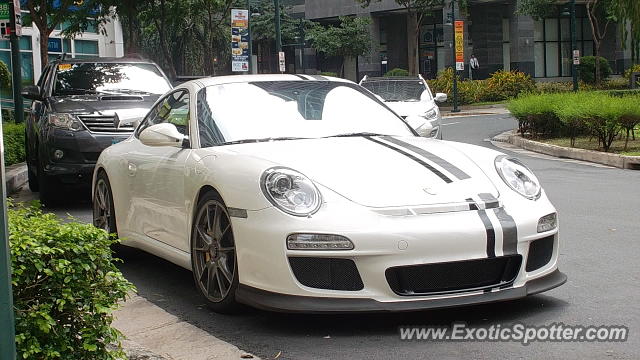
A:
[570,0,578,92]
[451,0,460,113]
[274,0,282,53]
[299,19,305,74]
[247,0,253,74]
[9,0,23,123]
[0,106,17,360]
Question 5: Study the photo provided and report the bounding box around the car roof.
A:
[49,56,157,64]
[361,76,422,81]
[192,74,354,87]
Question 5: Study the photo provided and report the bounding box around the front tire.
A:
[191,191,240,313]
[93,172,117,235]
[25,134,39,192]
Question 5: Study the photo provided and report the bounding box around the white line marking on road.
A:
[441,121,462,126]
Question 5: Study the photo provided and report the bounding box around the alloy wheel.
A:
[93,178,112,233]
[192,200,236,303]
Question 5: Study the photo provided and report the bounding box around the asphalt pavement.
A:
[12,113,640,359]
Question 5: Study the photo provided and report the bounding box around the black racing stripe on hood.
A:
[381,136,471,180]
[306,75,328,80]
[477,192,500,209]
[292,74,308,80]
[477,209,496,258]
[365,136,453,183]
[494,207,518,255]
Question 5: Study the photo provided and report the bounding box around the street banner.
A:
[231,9,249,72]
[278,51,286,73]
[455,20,464,71]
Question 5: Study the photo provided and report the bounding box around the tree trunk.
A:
[39,31,50,69]
[406,11,419,75]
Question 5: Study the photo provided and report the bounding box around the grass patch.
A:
[539,128,640,154]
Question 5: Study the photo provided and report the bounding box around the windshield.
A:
[361,79,429,102]
[198,81,413,145]
[53,63,172,96]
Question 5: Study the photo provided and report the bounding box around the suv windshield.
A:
[53,63,172,96]
[361,79,428,102]
[198,81,413,145]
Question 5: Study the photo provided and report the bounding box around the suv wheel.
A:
[37,160,56,207]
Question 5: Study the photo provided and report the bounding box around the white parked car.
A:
[359,75,447,139]
[93,74,565,313]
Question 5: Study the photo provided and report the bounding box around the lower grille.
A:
[288,257,364,291]
[386,255,522,296]
[526,236,555,272]
[78,115,135,133]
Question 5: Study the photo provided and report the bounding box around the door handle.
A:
[127,162,137,176]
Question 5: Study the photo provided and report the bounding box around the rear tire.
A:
[191,191,241,314]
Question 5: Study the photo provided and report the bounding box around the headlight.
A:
[424,108,438,120]
[494,156,541,200]
[48,113,84,131]
[261,167,322,216]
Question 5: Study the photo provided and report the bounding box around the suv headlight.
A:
[424,108,438,120]
[261,167,322,216]
[495,156,541,200]
[48,113,84,131]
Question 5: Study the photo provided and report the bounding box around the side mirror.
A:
[405,115,434,137]
[420,90,432,102]
[434,93,448,103]
[139,123,187,147]
[22,85,41,101]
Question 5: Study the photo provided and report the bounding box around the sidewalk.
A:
[440,104,509,118]
[113,295,258,360]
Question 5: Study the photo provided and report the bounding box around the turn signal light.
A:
[537,213,557,233]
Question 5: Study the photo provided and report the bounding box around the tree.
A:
[611,0,640,62]
[356,0,466,75]
[517,0,622,84]
[306,16,371,77]
[23,0,111,69]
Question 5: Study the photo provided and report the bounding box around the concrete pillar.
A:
[357,14,382,78]
[509,1,535,76]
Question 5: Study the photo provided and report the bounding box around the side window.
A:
[137,90,190,137]
[197,88,224,148]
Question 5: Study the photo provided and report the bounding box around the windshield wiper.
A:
[325,132,387,138]
[219,136,309,146]
[103,88,154,95]
[55,88,99,95]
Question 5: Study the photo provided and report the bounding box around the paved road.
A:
[13,114,640,359]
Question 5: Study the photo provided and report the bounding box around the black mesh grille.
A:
[526,236,555,272]
[288,257,364,291]
[386,255,522,296]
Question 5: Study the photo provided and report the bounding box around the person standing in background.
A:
[470,54,480,80]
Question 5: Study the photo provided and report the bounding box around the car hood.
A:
[227,136,498,208]
[50,94,160,114]
[385,100,435,117]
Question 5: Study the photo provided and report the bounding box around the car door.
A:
[127,90,193,251]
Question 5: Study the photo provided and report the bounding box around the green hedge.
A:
[578,56,612,84]
[9,202,135,359]
[428,68,536,105]
[3,122,25,166]
[508,92,640,151]
[384,68,409,77]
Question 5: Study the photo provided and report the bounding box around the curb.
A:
[5,162,28,195]
[494,131,640,170]
[440,103,506,111]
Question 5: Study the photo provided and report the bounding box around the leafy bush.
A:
[320,71,338,77]
[578,56,612,84]
[0,60,11,90]
[485,70,536,101]
[384,68,409,77]
[9,202,135,359]
[508,92,640,151]
[3,122,25,166]
[623,64,640,79]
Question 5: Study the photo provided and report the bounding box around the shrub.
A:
[384,68,409,77]
[578,56,612,84]
[485,70,536,101]
[3,122,25,166]
[508,93,564,138]
[320,71,338,77]
[623,64,640,79]
[9,202,135,359]
[0,60,11,90]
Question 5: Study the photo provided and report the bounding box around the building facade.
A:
[0,10,123,109]
[302,0,634,81]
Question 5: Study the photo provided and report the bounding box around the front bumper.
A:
[236,269,567,313]
[41,128,130,182]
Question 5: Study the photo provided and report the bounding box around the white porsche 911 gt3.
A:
[92,74,566,313]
